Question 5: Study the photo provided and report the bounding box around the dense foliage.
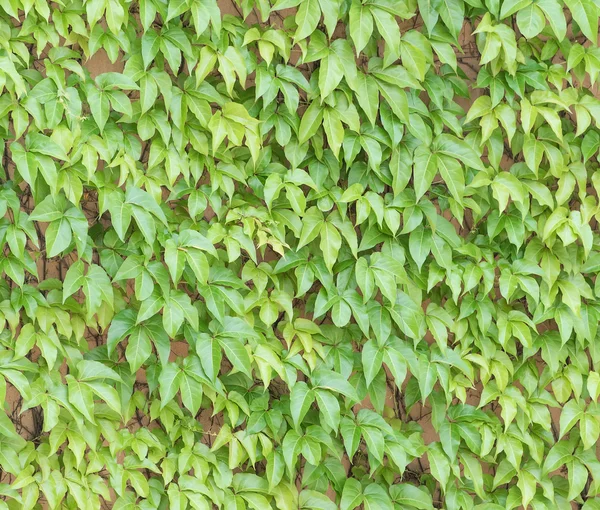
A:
[2,0,600,508]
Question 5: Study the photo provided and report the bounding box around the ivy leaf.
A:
[390,484,434,509]
[341,479,363,510]
[438,0,464,41]
[46,219,73,258]
[66,376,96,424]
[126,327,153,372]
[349,1,374,54]
[290,382,314,429]
[500,0,532,18]
[319,50,345,99]
[438,154,465,203]
[27,133,69,161]
[537,0,567,39]
[218,337,252,378]
[294,0,320,42]
[564,0,598,42]
[409,226,433,271]
[299,490,337,510]
[371,8,401,60]
[435,134,485,171]
[320,222,342,272]
[299,101,324,144]
[413,147,438,201]
[559,400,584,438]
[159,364,182,409]
[362,340,383,386]
[314,389,341,431]
[312,370,360,401]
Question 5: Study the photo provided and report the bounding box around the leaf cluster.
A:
[1,0,600,508]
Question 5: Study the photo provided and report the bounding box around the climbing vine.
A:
[1,0,600,508]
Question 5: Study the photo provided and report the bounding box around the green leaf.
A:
[362,340,383,386]
[218,337,252,378]
[86,86,110,132]
[299,490,337,510]
[500,0,532,19]
[581,414,600,450]
[126,327,153,372]
[314,389,341,431]
[559,399,584,438]
[438,0,464,40]
[46,219,73,258]
[517,4,546,38]
[349,1,374,54]
[320,222,342,272]
[371,8,401,58]
[294,0,321,42]
[537,0,567,39]
[159,364,182,409]
[77,360,122,382]
[437,154,465,202]
[67,376,96,424]
[413,147,438,201]
[363,484,393,510]
[290,382,314,429]
[568,459,588,500]
[409,225,432,271]
[319,51,344,99]
[299,101,324,144]
[390,484,433,509]
[166,0,190,21]
[564,0,598,42]
[27,133,69,160]
[427,443,450,489]
[312,369,360,401]
[459,452,485,499]
[341,479,363,510]
[435,134,485,171]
